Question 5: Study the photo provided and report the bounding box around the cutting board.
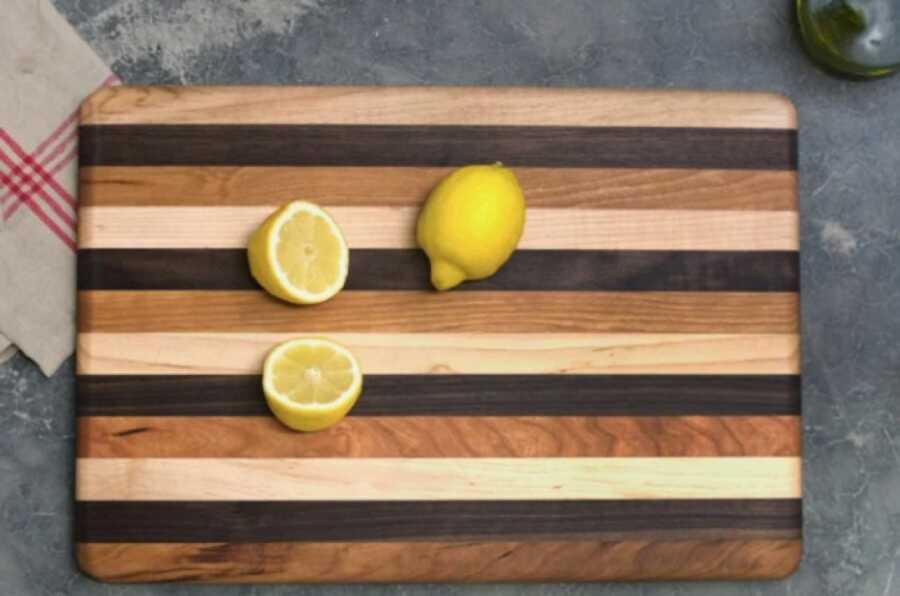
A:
[75,86,801,583]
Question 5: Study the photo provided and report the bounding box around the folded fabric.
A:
[0,0,116,375]
[0,339,14,365]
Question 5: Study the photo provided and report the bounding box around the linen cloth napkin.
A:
[0,0,117,375]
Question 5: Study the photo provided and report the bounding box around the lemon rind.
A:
[262,337,362,413]
[265,201,350,304]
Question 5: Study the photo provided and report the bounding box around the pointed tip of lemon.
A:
[430,259,466,291]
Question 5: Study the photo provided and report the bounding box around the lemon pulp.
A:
[248,201,349,304]
[263,338,362,432]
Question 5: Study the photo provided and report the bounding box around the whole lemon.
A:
[417,164,526,291]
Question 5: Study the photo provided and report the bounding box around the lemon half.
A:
[263,338,363,432]
[248,201,349,304]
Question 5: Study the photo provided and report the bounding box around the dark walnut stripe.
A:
[77,415,802,458]
[79,125,797,170]
[75,499,801,543]
[78,249,800,292]
[77,374,801,417]
[76,539,803,582]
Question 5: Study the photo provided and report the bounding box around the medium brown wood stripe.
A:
[77,416,801,458]
[77,206,799,250]
[81,86,797,128]
[76,539,803,582]
[76,458,801,501]
[78,290,798,334]
[77,332,800,376]
[80,166,798,211]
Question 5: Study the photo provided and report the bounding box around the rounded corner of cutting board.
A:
[765,93,799,130]
[75,542,117,584]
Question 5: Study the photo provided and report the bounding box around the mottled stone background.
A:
[2,1,899,594]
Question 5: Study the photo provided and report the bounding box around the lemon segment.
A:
[248,201,349,304]
[262,338,363,432]
[417,164,526,291]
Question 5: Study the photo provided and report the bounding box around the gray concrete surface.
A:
[2,0,900,594]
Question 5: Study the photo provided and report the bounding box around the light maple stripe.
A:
[81,86,797,129]
[75,457,802,501]
[77,206,799,250]
[76,332,800,376]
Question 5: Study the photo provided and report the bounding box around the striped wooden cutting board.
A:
[75,86,801,583]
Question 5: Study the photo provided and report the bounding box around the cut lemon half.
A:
[248,201,349,304]
[262,338,363,432]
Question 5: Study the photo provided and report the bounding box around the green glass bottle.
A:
[798,0,900,77]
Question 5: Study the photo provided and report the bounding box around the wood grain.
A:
[76,86,802,582]
[80,166,798,210]
[77,416,801,458]
[76,539,803,582]
[80,86,797,129]
[77,374,800,417]
[76,458,801,501]
[75,499,801,542]
[78,248,799,292]
[78,290,799,334]
[78,206,799,250]
[79,124,797,170]
[77,332,800,376]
